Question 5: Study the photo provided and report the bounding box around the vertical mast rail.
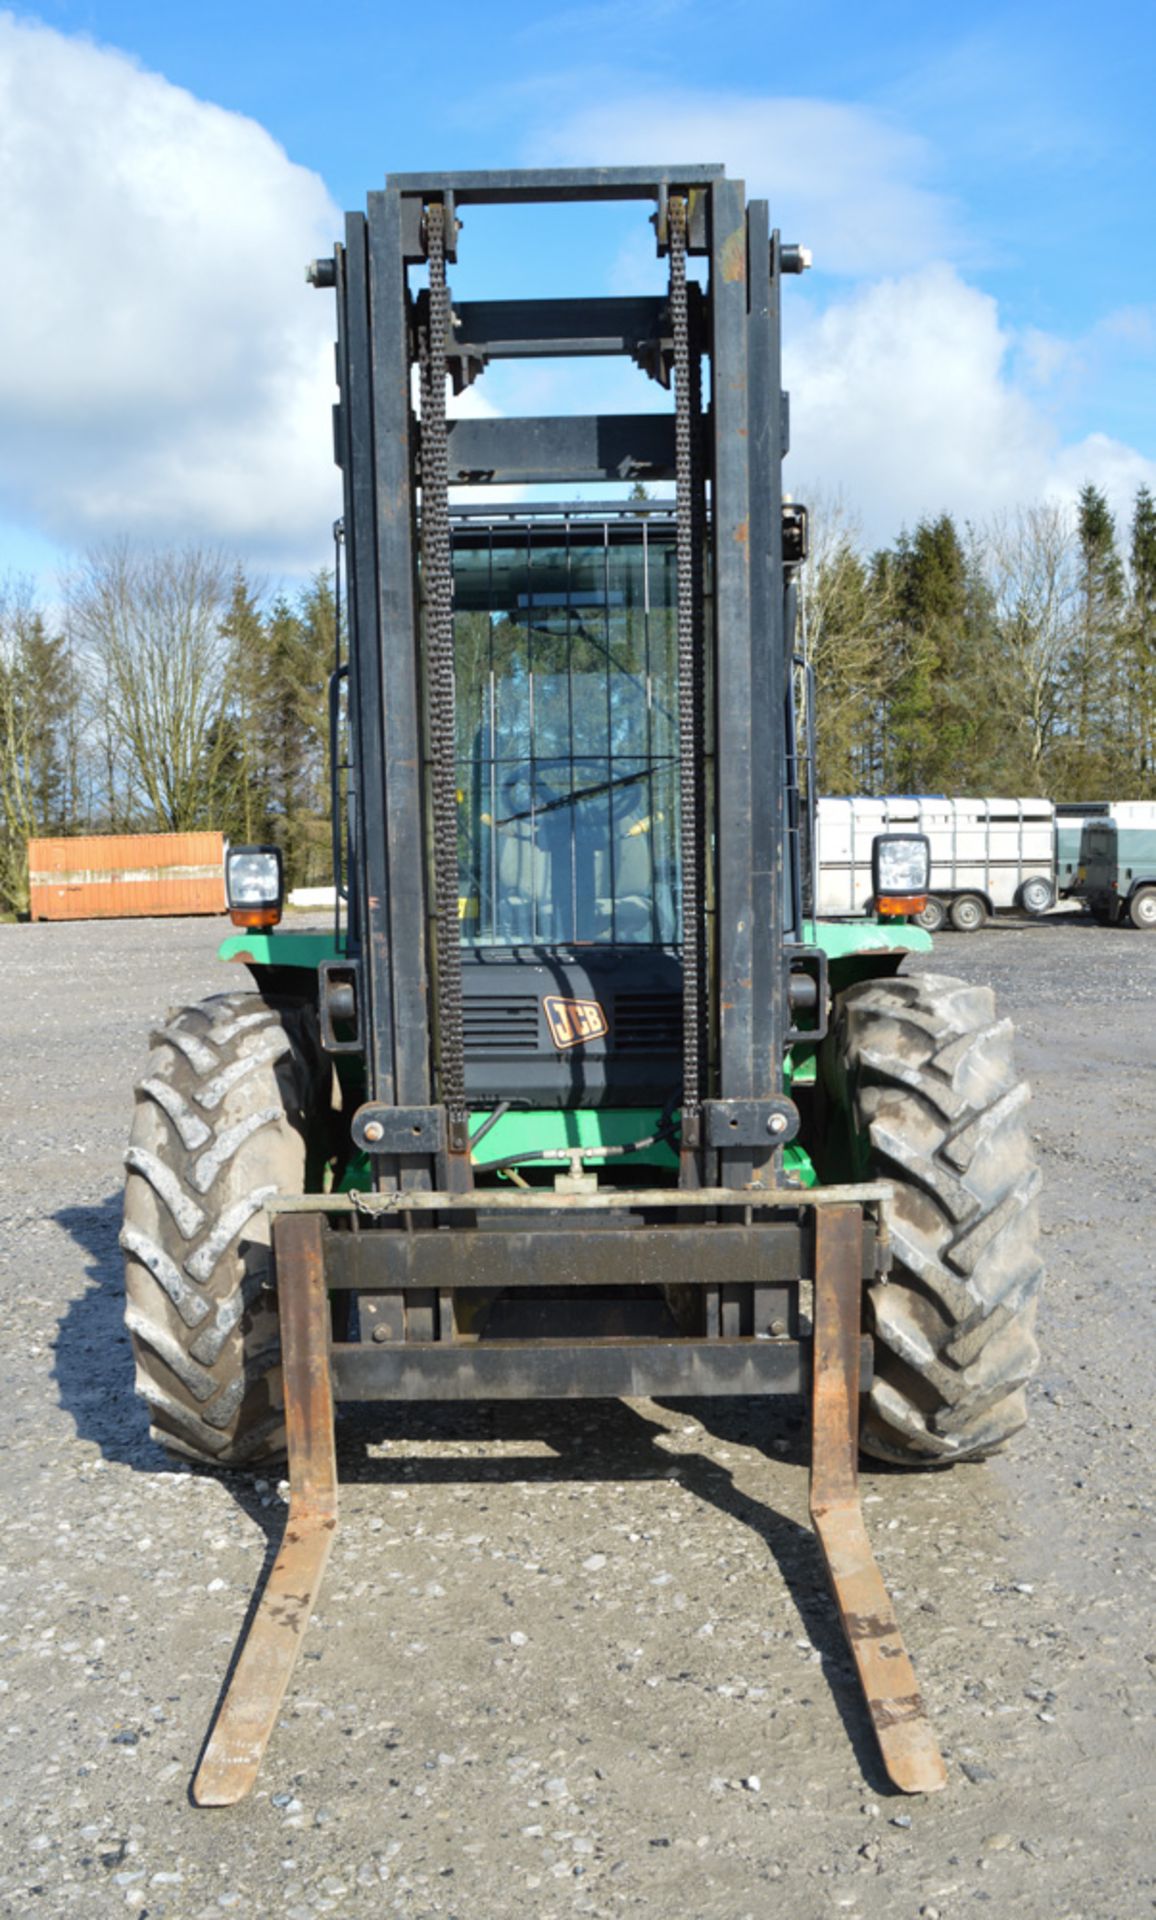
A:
[366,187,435,1190]
[710,179,759,1189]
[744,206,788,1145]
[339,219,397,1120]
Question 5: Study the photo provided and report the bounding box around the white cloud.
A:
[1046,432,1156,515]
[530,90,962,277]
[786,266,1156,540]
[533,89,1156,541]
[2,32,1151,578]
[787,266,1038,527]
[0,15,511,568]
[0,14,342,566]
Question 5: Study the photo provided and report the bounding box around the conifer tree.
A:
[1126,485,1156,791]
[1058,483,1125,795]
[0,586,79,913]
[874,514,999,793]
[253,574,333,887]
[217,567,270,844]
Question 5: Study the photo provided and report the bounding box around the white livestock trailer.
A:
[816,796,1057,931]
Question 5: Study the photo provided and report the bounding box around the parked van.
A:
[1067,803,1156,928]
[1054,802,1109,895]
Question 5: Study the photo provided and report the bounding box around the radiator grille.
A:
[463,990,682,1053]
[613,991,682,1053]
[463,995,540,1052]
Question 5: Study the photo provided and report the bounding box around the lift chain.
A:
[420,201,468,1146]
[689,274,708,1116]
[669,197,704,1129]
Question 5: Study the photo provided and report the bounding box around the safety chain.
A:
[419,201,468,1143]
[669,197,704,1127]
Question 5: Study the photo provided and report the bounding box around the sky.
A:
[1,0,1155,596]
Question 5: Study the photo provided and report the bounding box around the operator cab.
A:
[451,505,696,1107]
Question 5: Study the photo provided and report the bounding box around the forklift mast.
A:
[320,167,816,1192]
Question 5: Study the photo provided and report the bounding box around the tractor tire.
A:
[121,991,329,1466]
[1127,885,1156,929]
[828,972,1044,1466]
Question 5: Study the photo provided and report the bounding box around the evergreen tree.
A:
[254,575,333,887]
[873,541,933,792]
[218,568,270,844]
[1056,483,1125,795]
[0,589,80,913]
[294,571,337,885]
[873,513,1000,794]
[18,613,77,832]
[1126,485,1156,792]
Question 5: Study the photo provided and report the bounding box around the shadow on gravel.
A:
[202,1395,889,1797]
[51,1189,168,1472]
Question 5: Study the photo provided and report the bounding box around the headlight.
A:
[872,833,930,915]
[225,845,284,928]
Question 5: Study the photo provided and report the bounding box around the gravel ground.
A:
[0,911,1153,1920]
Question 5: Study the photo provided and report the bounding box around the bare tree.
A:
[979,504,1080,788]
[797,492,896,793]
[68,543,234,831]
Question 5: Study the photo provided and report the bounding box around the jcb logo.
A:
[543,995,609,1050]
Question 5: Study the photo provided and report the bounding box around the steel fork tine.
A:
[193,1214,338,1807]
[810,1206,947,1795]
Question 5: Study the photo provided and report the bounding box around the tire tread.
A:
[833,972,1044,1465]
[122,993,325,1465]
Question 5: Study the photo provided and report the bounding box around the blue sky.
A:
[2,0,1154,592]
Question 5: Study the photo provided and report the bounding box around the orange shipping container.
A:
[27,832,227,920]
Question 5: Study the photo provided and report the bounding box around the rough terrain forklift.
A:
[121,167,1044,1805]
